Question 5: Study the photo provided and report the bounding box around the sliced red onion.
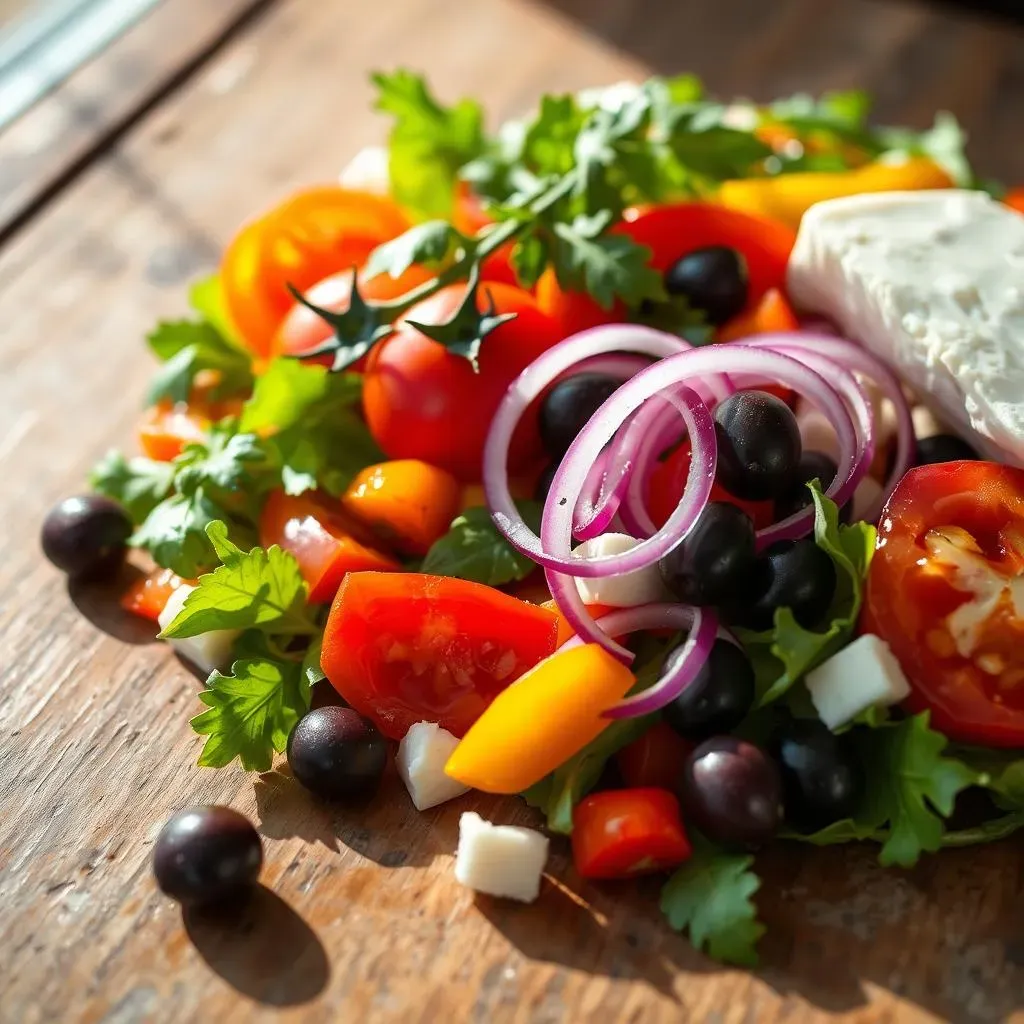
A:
[558,602,718,718]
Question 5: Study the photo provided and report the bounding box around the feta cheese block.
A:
[788,189,1024,464]
[397,722,470,811]
[574,533,669,608]
[157,585,240,678]
[805,634,912,730]
[454,812,549,903]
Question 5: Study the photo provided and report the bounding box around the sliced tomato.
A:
[221,186,409,358]
[1006,188,1024,216]
[616,722,692,791]
[138,402,209,462]
[321,572,560,738]
[535,267,616,337]
[647,441,775,531]
[259,491,400,604]
[571,788,692,879]
[121,568,187,622]
[862,461,1024,745]
[716,287,799,342]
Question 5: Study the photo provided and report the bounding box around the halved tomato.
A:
[862,461,1024,746]
[121,567,187,622]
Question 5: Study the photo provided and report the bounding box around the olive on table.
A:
[662,639,756,741]
[915,433,979,466]
[153,806,263,907]
[287,706,387,801]
[773,450,847,522]
[714,390,802,501]
[683,737,783,847]
[663,246,748,325]
[771,719,864,831]
[538,373,622,460]
[41,495,132,580]
[658,502,757,607]
[734,539,837,631]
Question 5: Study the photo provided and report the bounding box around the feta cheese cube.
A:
[338,145,389,194]
[397,722,470,811]
[805,634,911,730]
[574,533,669,608]
[454,812,549,903]
[157,585,239,678]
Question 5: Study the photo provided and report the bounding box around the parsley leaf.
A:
[363,220,467,280]
[737,485,876,707]
[90,450,175,524]
[131,489,226,578]
[191,652,308,772]
[188,275,243,349]
[421,504,541,586]
[661,840,764,966]
[373,69,486,220]
[146,319,253,405]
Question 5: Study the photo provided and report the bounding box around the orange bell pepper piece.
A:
[444,643,636,793]
[717,287,799,342]
[340,459,463,556]
[540,598,617,647]
[718,157,953,230]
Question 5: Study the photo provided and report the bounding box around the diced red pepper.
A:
[615,722,692,792]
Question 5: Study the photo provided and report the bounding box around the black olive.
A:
[662,640,756,740]
[915,434,979,466]
[535,463,558,502]
[682,737,782,847]
[153,806,262,907]
[659,502,756,607]
[771,719,864,831]
[41,495,132,579]
[663,246,748,325]
[538,373,621,460]
[287,706,387,801]
[714,390,802,501]
[772,450,846,522]
[734,539,837,631]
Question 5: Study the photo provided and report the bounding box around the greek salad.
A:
[40,70,1024,966]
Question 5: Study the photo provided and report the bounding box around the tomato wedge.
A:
[571,788,692,879]
[321,573,560,739]
[1006,188,1024,216]
[616,722,692,791]
[716,287,799,342]
[121,568,187,622]
[259,491,400,604]
[862,461,1024,746]
[138,402,208,462]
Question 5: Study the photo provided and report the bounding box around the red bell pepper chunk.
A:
[572,787,692,880]
[615,722,692,792]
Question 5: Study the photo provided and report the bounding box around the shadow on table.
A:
[68,564,158,645]
[481,838,1024,1019]
[184,885,329,1007]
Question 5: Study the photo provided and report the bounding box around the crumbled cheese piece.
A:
[573,533,669,608]
[454,812,549,903]
[397,722,470,811]
[157,585,239,677]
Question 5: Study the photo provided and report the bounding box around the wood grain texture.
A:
[2,0,1024,1021]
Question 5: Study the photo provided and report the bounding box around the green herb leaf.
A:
[302,633,326,691]
[160,521,313,639]
[878,111,973,187]
[421,504,541,586]
[363,220,467,280]
[146,320,253,405]
[737,484,876,707]
[174,430,274,510]
[131,489,225,578]
[661,840,765,966]
[374,69,486,220]
[90,449,175,524]
[191,654,309,772]
[188,275,244,350]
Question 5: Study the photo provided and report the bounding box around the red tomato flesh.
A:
[121,567,187,622]
[321,572,561,738]
[616,722,692,792]
[862,461,1024,746]
[572,787,692,879]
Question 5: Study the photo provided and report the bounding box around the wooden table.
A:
[3,1,1024,1020]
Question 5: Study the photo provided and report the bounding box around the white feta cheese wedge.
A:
[157,585,239,678]
[573,533,669,608]
[454,812,548,903]
[788,190,1024,465]
[805,634,911,730]
[397,722,470,811]
[338,145,390,194]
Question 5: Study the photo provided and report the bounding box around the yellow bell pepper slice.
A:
[444,643,636,794]
[718,157,953,230]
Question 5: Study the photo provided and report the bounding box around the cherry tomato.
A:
[647,441,776,531]
[273,263,433,360]
[138,402,208,462]
[571,788,692,879]
[535,268,616,337]
[321,572,560,738]
[221,186,409,358]
[862,461,1024,746]
[716,287,799,343]
[121,567,187,622]
[616,722,693,791]
[362,282,563,481]
[1006,188,1024,216]
[259,491,400,604]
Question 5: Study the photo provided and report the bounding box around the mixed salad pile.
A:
[40,70,1024,966]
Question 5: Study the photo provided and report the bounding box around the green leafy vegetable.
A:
[661,840,764,966]
[363,220,468,280]
[421,504,541,586]
[146,319,253,405]
[188,275,242,348]
[738,484,876,707]
[131,490,227,578]
[90,450,175,523]
[160,521,315,639]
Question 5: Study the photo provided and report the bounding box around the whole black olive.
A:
[41,495,132,579]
